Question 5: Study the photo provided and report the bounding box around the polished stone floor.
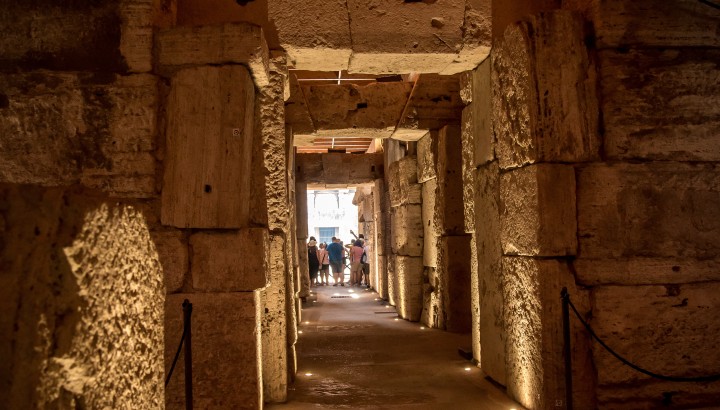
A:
[267,282,523,410]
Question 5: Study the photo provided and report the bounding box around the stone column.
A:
[295,182,311,300]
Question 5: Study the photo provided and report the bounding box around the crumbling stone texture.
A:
[296,153,384,184]
[0,0,154,73]
[189,229,269,291]
[474,162,506,385]
[268,0,352,70]
[436,124,466,234]
[285,76,315,134]
[156,22,270,87]
[394,75,464,141]
[591,284,720,408]
[472,59,494,167]
[0,73,158,197]
[161,65,254,228]
[395,256,425,322]
[151,229,188,294]
[387,254,397,306]
[0,186,164,408]
[416,131,437,183]
[492,11,599,170]
[578,162,720,260]
[391,204,424,257]
[388,156,422,207]
[422,179,439,268]
[259,233,289,403]
[165,292,260,409]
[461,105,476,233]
[296,238,310,299]
[599,49,720,161]
[302,82,412,138]
[503,257,594,410]
[441,235,472,333]
[500,164,577,256]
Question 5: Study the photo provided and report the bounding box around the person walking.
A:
[308,237,319,287]
[326,237,344,286]
[317,242,330,286]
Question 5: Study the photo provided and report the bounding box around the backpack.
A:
[360,250,367,264]
[308,247,319,264]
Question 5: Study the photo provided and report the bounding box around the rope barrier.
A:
[562,289,720,383]
[165,324,187,387]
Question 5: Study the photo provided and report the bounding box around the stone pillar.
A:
[295,182,311,299]
[373,178,389,299]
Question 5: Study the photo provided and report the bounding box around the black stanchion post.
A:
[561,288,573,410]
[182,299,193,410]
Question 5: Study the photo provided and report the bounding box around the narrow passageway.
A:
[268,284,522,410]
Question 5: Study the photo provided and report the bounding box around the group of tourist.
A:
[307,234,370,287]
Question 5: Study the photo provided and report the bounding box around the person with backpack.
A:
[361,241,370,288]
[327,237,344,286]
[307,237,319,287]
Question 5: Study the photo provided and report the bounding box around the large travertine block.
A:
[296,153,383,184]
[599,49,720,161]
[492,11,599,169]
[422,179,439,268]
[473,59,494,167]
[151,230,188,294]
[389,156,421,207]
[156,23,270,87]
[190,229,269,292]
[285,76,315,134]
[301,83,412,138]
[375,254,388,300]
[474,162,505,385]
[461,105,476,233]
[258,71,289,232]
[503,257,594,410]
[441,235,472,333]
[161,66,254,228]
[391,204,424,257]
[0,1,153,72]
[395,256,425,322]
[387,254,397,306]
[296,238,310,299]
[574,258,720,287]
[394,75,464,140]
[592,284,720,407]
[295,182,308,239]
[269,0,352,71]
[586,0,720,48]
[375,211,387,257]
[361,195,374,222]
[578,162,720,259]
[436,124,466,234]
[416,132,436,183]
[500,164,577,256]
[165,292,260,409]
[0,73,158,196]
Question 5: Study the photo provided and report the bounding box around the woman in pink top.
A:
[317,243,330,285]
[349,240,365,286]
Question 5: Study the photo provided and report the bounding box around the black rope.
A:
[699,0,720,10]
[565,294,720,383]
[165,324,187,387]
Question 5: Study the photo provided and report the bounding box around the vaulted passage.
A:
[2,1,720,409]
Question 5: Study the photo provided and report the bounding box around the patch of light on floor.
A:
[350,294,359,299]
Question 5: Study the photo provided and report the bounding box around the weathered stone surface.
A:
[459,71,473,105]
[574,258,720,287]
[441,235,472,333]
[0,73,158,197]
[474,162,505,385]
[259,233,289,402]
[296,153,383,184]
[599,49,720,161]
[473,58,494,166]
[422,179,439,268]
[285,75,315,134]
[592,284,720,407]
[500,164,577,256]
[588,0,720,49]
[161,65,254,228]
[389,156,421,207]
[395,255,425,322]
[461,105,476,233]
[503,257,594,410]
[268,0,352,70]
[258,71,289,232]
[391,204,424,257]
[295,182,308,239]
[394,75,464,139]
[156,23,270,87]
[493,11,599,170]
[436,124,466,234]
[189,229,269,292]
[165,292,260,409]
[578,162,720,259]
[0,186,164,408]
[302,82,412,138]
[296,238,310,299]
[0,1,153,73]
[151,229,188,294]
[387,254,397,306]
[416,131,437,183]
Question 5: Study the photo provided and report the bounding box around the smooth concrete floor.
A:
[267,282,523,410]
